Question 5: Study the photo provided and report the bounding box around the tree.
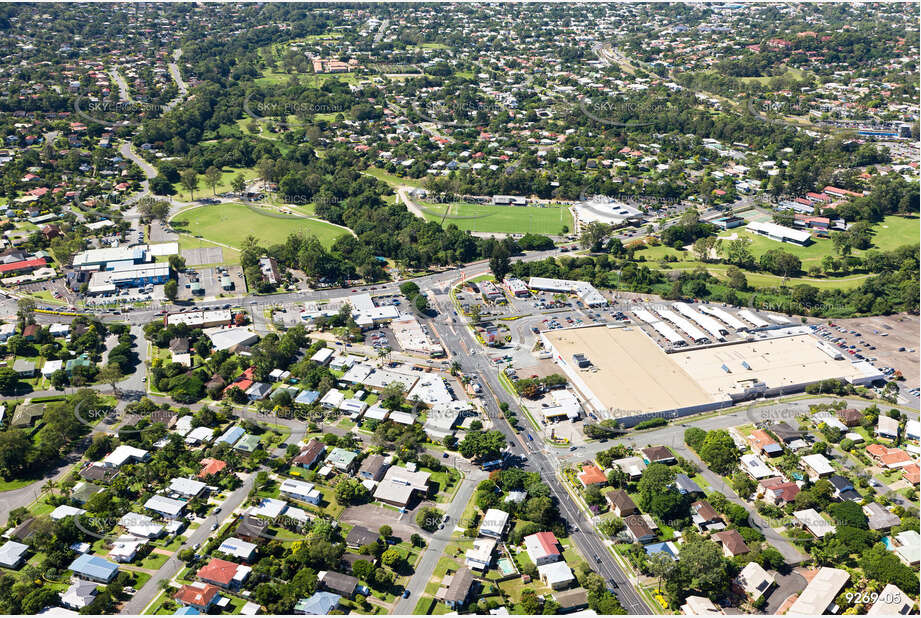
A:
[0,429,34,477]
[726,266,748,290]
[489,245,510,282]
[231,173,247,194]
[828,501,868,529]
[168,254,186,272]
[673,535,730,598]
[520,589,542,615]
[335,477,369,505]
[731,471,756,499]
[352,560,375,582]
[151,176,176,196]
[722,238,754,268]
[416,506,442,532]
[693,236,717,262]
[684,427,707,451]
[380,382,405,409]
[179,168,199,200]
[458,430,505,461]
[97,364,123,396]
[379,525,392,539]
[636,463,682,519]
[257,156,275,190]
[648,550,675,591]
[0,367,20,394]
[580,221,610,250]
[204,166,222,195]
[699,430,739,475]
[164,280,178,301]
[413,294,429,313]
[831,232,851,257]
[381,548,402,569]
[760,249,801,280]
[17,297,36,328]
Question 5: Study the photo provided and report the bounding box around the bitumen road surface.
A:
[120,472,256,614]
[425,286,652,613]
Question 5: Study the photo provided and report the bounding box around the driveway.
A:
[764,570,807,614]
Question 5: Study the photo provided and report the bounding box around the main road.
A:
[425,285,652,613]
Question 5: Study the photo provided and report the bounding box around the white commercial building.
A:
[408,375,454,406]
[748,221,813,245]
[528,277,607,307]
[348,293,399,328]
[167,309,232,328]
[391,314,443,356]
[206,327,259,352]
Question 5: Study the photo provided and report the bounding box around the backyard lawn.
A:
[171,202,349,250]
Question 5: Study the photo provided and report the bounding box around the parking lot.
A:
[810,314,920,393]
[177,265,245,300]
[83,282,166,307]
[181,246,224,266]
[149,221,178,243]
[16,277,76,303]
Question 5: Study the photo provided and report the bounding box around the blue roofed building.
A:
[216,426,245,446]
[294,591,341,615]
[644,541,679,561]
[295,390,321,405]
[68,553,119,583]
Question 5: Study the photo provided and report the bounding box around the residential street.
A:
[120,472,256,615]
[392,472,484,614]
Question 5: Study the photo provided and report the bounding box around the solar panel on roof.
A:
[721,364,730,373]
[741,361,751,370]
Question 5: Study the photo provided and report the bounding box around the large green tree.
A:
[458,430,505,461]
[698,430,739,475]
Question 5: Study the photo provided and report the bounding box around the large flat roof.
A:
[671,334,870,399]
[543,326,715,416]
[543,326,874,417]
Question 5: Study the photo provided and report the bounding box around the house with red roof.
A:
[198,458,227,479]
[524,531,562,566]
[173,582,221,611]
[223,367,256,397]
[758,477,800,505]
[902,463,919,485]
[823,186,863,199]
[866,444,912,469]
[196,557,251,590]
[578,463,606,487]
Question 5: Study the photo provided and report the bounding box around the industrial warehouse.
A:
[540,321,885,427]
